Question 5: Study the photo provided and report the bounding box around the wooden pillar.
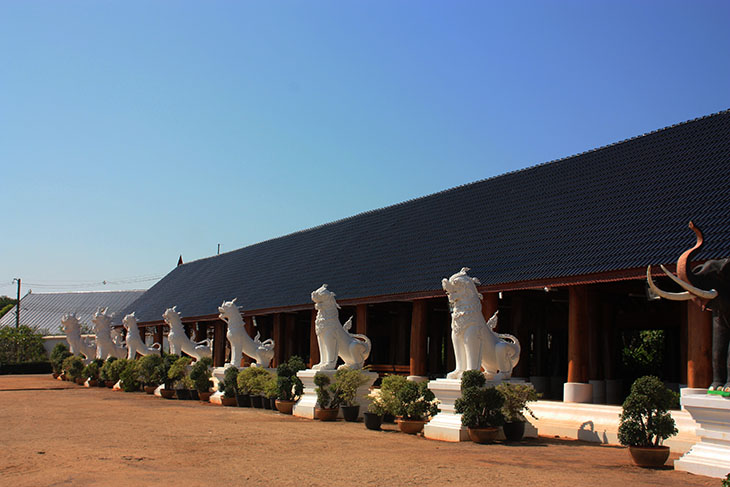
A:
[687,303,713,388]
[409,300,428,377]
[285,314,296,363]
[510,295,528,378]
[355,304,368,336]
[481,292,499,325]
[194,322,206,342]
[243,315,256,338]
[272,313,284,367]
[567,286,590,383]
[309,309,319,368]
[213,321,227,367]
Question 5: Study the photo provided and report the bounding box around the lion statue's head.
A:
[91,308,113,333]
[442,267,483,305]
[162,306,181,326]
[122,313,137,331]
[311,284,341,309]
[218,298,239,322]
[61,313,81,335]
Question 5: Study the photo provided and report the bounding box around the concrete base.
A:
[424,377,535,442]
[564,382,592,403]
[674,390,730,479]
[407,375,429,383]
[589,380,606,404]
[292,369,377,420]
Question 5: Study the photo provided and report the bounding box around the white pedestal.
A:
[674,391,730,479]
[564,382,593,403]
[292,369,377,420]
[424,377,532,442]
[589,380,606,404]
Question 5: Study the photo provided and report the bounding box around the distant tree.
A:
[0,303,14,319]
[0,325,48,365]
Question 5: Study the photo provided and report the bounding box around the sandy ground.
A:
[0,375,717,487]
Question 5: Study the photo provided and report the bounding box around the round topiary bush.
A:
[618,375,678,447]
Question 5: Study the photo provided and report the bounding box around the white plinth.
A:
[424,377,532,442]
[564,382,593,403]
[292,369,377,420]
[674,391,730,479]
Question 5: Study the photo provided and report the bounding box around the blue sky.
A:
[1,1,729,296]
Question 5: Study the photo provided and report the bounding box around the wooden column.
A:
[272,313,284,367]
[510,295,527,378]
[243,316,256,338]
[285,314,296,363]
[481,292,499,324]
[309,309,319,368]
[687,303,713,388]
[213,321,227,367]
[567,286,590,383]
[194,322,206,342]
[355,304,368,336]
[409,300,428,377]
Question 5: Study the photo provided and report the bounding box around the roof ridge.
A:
[178,108,730,268]
[21,289,146,296]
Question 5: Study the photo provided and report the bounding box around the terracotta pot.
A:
[88,379,98,388]
[105,380,115,388]
[341,405,360,422]
[628,445,670,467]
[502,421,526,442]
[275,399,296,414]
[316,407,340,421]
[467,427,500,444]
[144,385,157,395]
[198,391,212,402]
[52,373,59,379]
[221,396,237,407]
[363,412,383,431]
[160,389,176,399]
[397,418,426,435]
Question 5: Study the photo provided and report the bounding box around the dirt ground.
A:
[0,376,717,487]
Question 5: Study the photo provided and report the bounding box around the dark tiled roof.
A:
[0,290,146,335]
[128,110,730,323]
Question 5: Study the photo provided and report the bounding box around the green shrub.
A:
[314,372,338,409]
[379,374,408,417]
[496,382,539,423]
[0,326,48,365]
[189,357,213,392]
[137,354,163,386]
[81,359,104,381]
[263,372,278,399]
[119,359,141,392]
[168,356,192,389]
[99,357,118,382]
[153,353,179,388]
[394,380,438,421]
[249,368,273,396]
[276,355,305,401]
[455,370,504,428]
[62,355,85,381]
[50,343,72,375]
[108,357,127,384]
[333,368,369,407]
[618,376,678,447]
[219,366,239,398]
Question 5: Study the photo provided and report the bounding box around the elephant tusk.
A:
[659,265,718,300]
[646,266,692,301]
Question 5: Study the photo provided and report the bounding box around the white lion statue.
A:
[162,306,212,361]
[61,313,96,363]
[123,313,161,359]
[218,299,274,368]
[442,268,520,380]
[91,308,128,360]
[311,284,371,370]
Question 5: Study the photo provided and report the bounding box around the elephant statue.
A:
[647,221,730,393]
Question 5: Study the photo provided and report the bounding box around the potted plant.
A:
[363,391,387,430]
[119,359,142,392]
[275,356,305,414]
[138,354,164,394]
[333,368,369,422]
[496,382,539,441]
[100,357,119,387]
[263,372,279,409]
[81,359,103,387]
[218,366,239,406]
[248,367,273,408]
[168,356,193,399]
[455,370,505,443]
[618,375,678,467]
[62,355,85,384]
[379,375,407,423]
[50,343,72,379]
[314,372,340,421]
[393,380,438,434]
[190,357,214,402]
[156,354,178,399]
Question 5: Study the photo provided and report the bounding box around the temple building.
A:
[123,109,730,404]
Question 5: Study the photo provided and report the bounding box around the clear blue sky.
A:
[1,1,729,296]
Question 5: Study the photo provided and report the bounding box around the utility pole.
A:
[217,244,220,255]
[12,278,20,328]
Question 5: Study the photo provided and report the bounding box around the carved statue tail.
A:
[352,334,371,358]
[498,333,521,368]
